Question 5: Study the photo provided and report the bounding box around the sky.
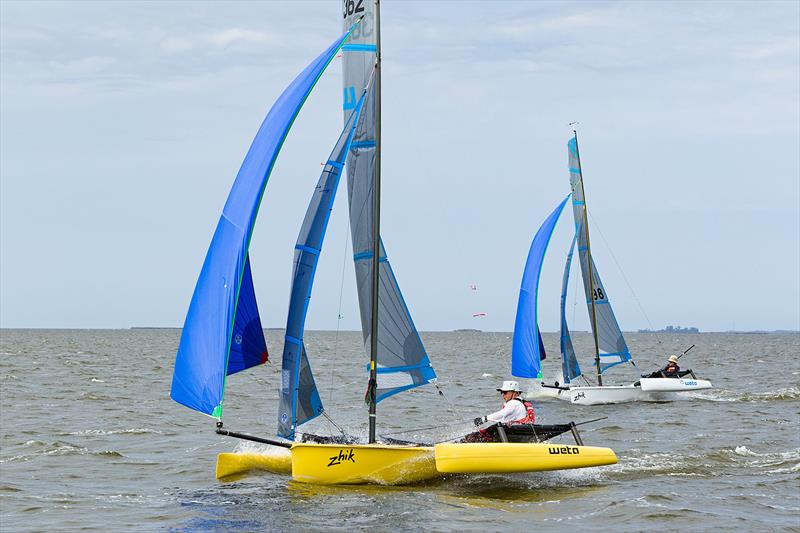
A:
[1,1,798,332]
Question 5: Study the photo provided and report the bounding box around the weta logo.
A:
[680,380,698,386]
[549,446,580,455]
[328,448,356,467]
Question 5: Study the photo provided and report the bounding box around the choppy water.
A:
[1,329,798,532]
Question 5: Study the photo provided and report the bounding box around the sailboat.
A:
[513,132,713,406]
[170,4,617,484]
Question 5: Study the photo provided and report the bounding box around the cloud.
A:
[207,28,277,48]
[160,37,195,54]
[739,41,800,60]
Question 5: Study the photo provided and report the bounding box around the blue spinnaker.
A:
[170,27,357,420]
[559,234,582,383]
[277,92,366,439]
[512,195,571,379]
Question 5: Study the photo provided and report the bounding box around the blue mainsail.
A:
[170,28,357,419]
[559,234,582,383]
[512,195,571,379]
[277,92,367,439]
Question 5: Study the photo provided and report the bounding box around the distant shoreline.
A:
[0,327,797,334]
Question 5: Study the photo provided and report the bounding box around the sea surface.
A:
[1,329,798,532]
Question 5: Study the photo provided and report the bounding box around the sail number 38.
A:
[343,0,365,18]
[592,288,605,301]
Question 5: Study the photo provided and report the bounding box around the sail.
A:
[277,93,366,440]
[559,235,581,383]
[567,137,632,373]
[512,195,571,379]
[170,28,357,419]
[343,4,436,401]
[227,255,268,375]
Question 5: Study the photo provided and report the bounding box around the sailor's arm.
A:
[486,402,523,423]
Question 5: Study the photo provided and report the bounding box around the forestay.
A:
[559,235,582,383]
[278,92,367,440]
[567,137,632,373]
[343,3,436,401]
[512,195,571,379]
[170,28,357,420]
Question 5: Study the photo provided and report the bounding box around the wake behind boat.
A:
[171,1,617,485]
[512,132,712,406]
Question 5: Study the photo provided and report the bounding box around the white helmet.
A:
[496,380,522,392]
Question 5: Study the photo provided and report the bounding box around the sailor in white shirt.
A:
[474,380,534,426]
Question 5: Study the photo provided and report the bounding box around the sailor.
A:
[474,380,535,426]
[662,355,681,377]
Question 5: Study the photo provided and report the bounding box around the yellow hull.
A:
[216,450,292,480]
[290,443,440,485]
[434,442,618,474]
[215,442,618,483]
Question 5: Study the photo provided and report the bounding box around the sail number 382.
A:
[343,0,365,18]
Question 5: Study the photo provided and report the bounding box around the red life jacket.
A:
[510,398,535,424]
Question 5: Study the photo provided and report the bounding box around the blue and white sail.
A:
[343,4,436,401]
[170,28,357,420]
[568,136,632,373]
[559,234,582,383]
[512,195,571,379]
[277,92,367,440]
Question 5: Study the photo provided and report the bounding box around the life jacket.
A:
[509,398,535,424]
[663,364,680,377]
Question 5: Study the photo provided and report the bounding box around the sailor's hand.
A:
[474,416,486,426]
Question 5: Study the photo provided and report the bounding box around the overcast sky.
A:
[1,1,798,332]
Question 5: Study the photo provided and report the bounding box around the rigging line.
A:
[585,209,662,345]
[329,190,353,408]
[432,379,459,419]
[322,411,349,438]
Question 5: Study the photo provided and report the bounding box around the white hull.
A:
[638,377,713,392]
[561,385,677,405]
[526,378,714,405]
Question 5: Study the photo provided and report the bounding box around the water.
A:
[1,330,798,532]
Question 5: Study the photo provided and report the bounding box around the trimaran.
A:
[513,132,713,406]
[170,2,617,484]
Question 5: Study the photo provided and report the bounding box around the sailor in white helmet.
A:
[474,380,535,426]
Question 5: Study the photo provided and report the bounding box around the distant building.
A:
[638,325,700,333]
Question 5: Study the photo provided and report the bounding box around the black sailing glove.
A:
[474,416,486,426]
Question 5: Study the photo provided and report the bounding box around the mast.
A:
[367,0,382,444]
[572,131,603,386]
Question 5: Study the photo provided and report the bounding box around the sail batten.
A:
[170,28,358,420]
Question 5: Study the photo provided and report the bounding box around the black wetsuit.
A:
[646,364,680,378]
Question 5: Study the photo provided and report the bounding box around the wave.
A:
[607,446,800,479]
[79,392,113,401]
[0,439,125,463]
[66,428,162,436]
[689,386,799,403]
